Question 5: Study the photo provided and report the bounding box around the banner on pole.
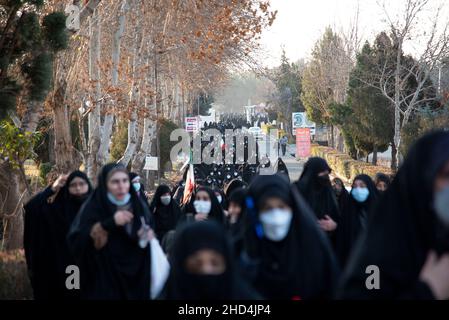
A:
[292,112,316,135]
[185,117,199,132]
[144,156,159,171]
[296,128,311,158]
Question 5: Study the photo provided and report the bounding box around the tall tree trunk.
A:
[393,39,403,172]
[328,125,335,148]
[131,53,156,174]
[119,2,143,167]
[53,85,77,173]
[97,0,130,167]
[372,145,378,166]
[52,0,101,173]
[87,12,102,181]
[0,162,24,250]
[21,100,43,133]
[391,142,398,172]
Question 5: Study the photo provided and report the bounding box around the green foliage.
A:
[192,92,214,116]
[0,121,40,169]
[22,52,53,101]
[273,49,303,113]
[39,162,53,182]
[401,106,449,154]
[43,12,69,51]
[301,27,344,125]
[334,41,394,157]
[159,119,179,171]
[0,79,21,119]
[26,0,45,7]
[0,1,68,120]
[16,12,41,54]
[33,117,52,164]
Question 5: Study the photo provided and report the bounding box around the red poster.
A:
[296,128,311,158]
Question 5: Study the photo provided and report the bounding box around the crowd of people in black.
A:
[22,129,449,300]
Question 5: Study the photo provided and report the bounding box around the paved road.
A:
[283,155,304,182]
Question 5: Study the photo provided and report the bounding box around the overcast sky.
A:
[259,0,447,67]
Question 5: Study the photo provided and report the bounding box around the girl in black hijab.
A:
[332,177,351,214]
[181,186,225,225]
[338,131,449,300]
[227,188,247,257]
[159,221,260,300]
[295,157,340,241]
[224,179,247,201]
[129,172,152,213]
[214,188,228,210]
[243,174,339,300]
[276,157,290,182]
[24,171,92,300]
[336,174,378,268]
[149,184,181,242]
[374,172,391,194]
[67,163,152,300]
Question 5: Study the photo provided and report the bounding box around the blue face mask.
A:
[107,192,131,206]
[133,182,141,192]
[352,187,370,203]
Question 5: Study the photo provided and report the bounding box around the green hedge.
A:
[311,145,393,183]
[0,250,33,299]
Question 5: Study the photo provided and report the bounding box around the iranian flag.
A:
[183,151,195,204]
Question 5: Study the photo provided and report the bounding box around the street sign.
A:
[296,128,311,158]
[292,112,315,135]
[144,156,159,171]
[185,117,199,132]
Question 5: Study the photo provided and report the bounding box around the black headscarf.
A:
[227,187,248,257]
[338,131,449,299]
[24,171,92,300]
[333,177,351,213]
[276,158,290,182]
[214,188,228,210]
[149,184,181,241]
[129,172,150,205]
[160,221,260,300]
[243,174,339,300]
[181,186,225,225]
[295,157,340,222]
[224,179,248,200]
[374,172,391,192]
[67,163,151,300]
[336,174,378,268]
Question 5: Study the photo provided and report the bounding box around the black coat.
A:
[243,174,339,300]
[338,131,449,299]
[159,221,260,300]
[24,171,92,300]
[67,164,152,300]
[149,185,181,242]
[336,175,378,268]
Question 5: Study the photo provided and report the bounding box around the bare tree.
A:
[362,0,449,166]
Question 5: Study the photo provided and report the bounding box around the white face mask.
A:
[434,185,449,227]
[216,195,223,204]
[259,208,293,241]
[160,195,171,206]
[194,200,212,215]
[133,182,141,192]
